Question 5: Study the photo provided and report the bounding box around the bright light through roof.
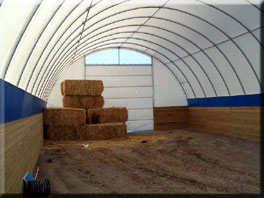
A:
[85,49,151,65]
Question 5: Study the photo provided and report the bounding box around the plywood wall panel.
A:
[0,113,43,194]
[188,107,261,140]
[154,107,188,131]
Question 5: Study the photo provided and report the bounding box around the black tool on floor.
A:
[23,172,50,196]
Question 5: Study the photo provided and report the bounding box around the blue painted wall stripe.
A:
[0,79,47,124]
[188,94,263,107]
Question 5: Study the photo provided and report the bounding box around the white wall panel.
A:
[126,120,154,131]
[86,64,154,131]
[104,98,153,109]
[153,59,187,106]
[102,87,152,98]
[128,109,154,120]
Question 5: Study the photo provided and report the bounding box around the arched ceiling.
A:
[0,0,263,101]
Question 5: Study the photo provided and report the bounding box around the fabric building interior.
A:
[0,0,262,194]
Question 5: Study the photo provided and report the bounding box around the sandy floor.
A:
[37,129,260,194]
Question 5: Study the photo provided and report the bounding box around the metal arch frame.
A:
[1,0,43,78]
[197,0,264,49]
[42,46,168,100]
[1,2,261,95]
[119,0,169,48]
[244,0,264,14]
[71,0,93,62]
[31,7,249,97]
[40,40,197,99]
[38,36,207,99]
[38,34,210,98]
[27,0,129,93]
[0,0,4,7]
[36,14,244,99]
[71,24,231,95]
[41,41,196,99]
[42,44,190,100]
[23,0,86,92]
[52,31,217,97]
[161,6,262,93]
[16,0,66,87]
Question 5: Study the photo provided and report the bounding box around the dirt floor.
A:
[37,129,260,194]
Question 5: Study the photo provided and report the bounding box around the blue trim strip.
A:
[188,94,263,107]
[0,79,47,124]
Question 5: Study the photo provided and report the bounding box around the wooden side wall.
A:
[188,107,261,140]
[0,113,43,194]
[153,107,188,131]
[153,106,261,140]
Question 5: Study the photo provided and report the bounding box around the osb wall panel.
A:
[0,113,43,194]
[188,107,261,140]
[154,107,188,131]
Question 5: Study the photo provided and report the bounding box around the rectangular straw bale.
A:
[44,108,86,126]
[61,80,103,96]
[78,122,127,140]
[45,125,78,141]
[88,107,128,124]
[63,96,104,109]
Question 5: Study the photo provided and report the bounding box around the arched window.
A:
[85,48,152,65]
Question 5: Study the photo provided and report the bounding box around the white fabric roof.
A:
[0,0,263,100]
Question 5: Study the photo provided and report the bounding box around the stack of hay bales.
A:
[61,80,104,109]
[44,80,128,141]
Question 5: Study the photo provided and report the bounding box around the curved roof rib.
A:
[0,0,262,100]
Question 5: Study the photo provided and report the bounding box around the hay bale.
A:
[44,108,86,126]
[78,122,127,140]
[88,107,128,124]
[62,96,104,109]
[60,82,64,95]
[61,80,103,96]
[45,125,78,141]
